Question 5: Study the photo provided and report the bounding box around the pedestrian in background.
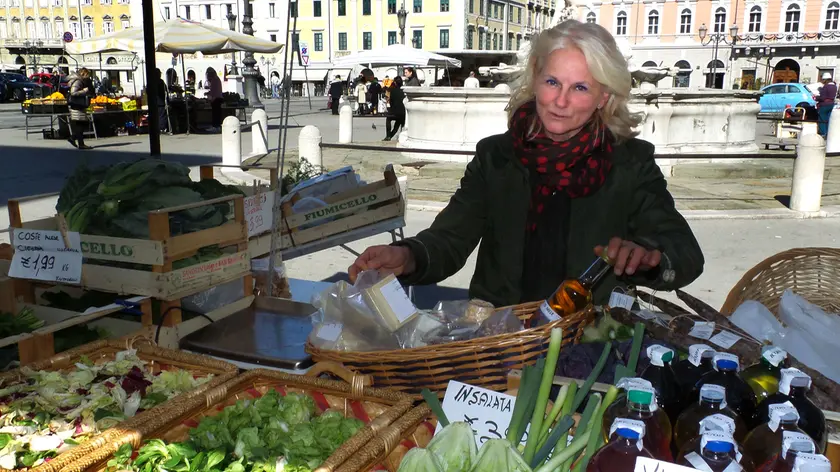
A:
[66,67,94,150]
[404,67,421,87]
[383,76,405,141]
[354,76,368,115]
[328,74,343,115]
[271,74,281,99]
[155,68,169,133]
[368,78,382,114]
[464,71,480,88]
[205,67,224,133]
[817,72,837,137]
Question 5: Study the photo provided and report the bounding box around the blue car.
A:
[758,83,817,114]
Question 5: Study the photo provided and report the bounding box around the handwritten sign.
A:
[635,457,701,472]
[437,380,518,447]
[9,229,82,284]
[244,191,275,237]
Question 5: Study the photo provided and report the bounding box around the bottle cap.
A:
[705,440,734,454]
[762,346,788,367]
[700,431,737,455]
[700,414,737,436]
[768,401,801,432]
[647,345,675,367]
[628,389,654,405]
[699,384,728,409]
[688,344,716,367]
[779,368,812,395]
[713,352,740,372]
[616,428,640,440]
[782,431,816,459]
[609,418,645,452]
[793,453,832,472]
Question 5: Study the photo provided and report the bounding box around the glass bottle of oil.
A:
[676,414,755,471]
[755,432,816,472]
[755,368,827,454]
[742,346,788,402]
[674,384,748,453]
[743,402,807,469]
[673,344,717,397]
[602,381,673,461]
[540,253,613,322]
[692,353,758,425]
[641,345,682,424]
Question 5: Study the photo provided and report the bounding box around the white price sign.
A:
[636,457,702,472]
[9,229,82,284]
[437,380,520,447]
[244,191,275,237]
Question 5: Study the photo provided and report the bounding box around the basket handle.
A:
[306,361,371,398]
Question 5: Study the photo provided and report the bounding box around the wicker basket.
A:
[0,338,238,472]
[306,302,594,396]
[64,364,415,472]
[720,247,840,316]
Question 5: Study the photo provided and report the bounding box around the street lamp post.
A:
[698,22,739,89]
[260,55,276,97]
[397,2,408,45]
[23,40,43,75]
[240,0,264,109]
[226,12,238,75]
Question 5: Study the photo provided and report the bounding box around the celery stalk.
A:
[523,328,564,465]
[533,424,594,472]
[533,415,575,468]
[613,322,645,384]
[559,393,602,472]
[508,360,544,447]
[538,383,572,446]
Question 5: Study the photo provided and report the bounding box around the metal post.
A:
[141,0,161,156]
[711,36,719,89]
[240,1,263,109]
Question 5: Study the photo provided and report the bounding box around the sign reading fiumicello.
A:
[80,241,134,258]
[301,193,378,222]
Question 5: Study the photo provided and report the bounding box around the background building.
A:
[577,0,840,89]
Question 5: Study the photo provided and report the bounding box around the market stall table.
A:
[24,109,142,140]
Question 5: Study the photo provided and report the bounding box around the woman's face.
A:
[534,47,609,142]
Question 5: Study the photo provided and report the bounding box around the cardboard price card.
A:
[437,380,521,447]
[635,457,702,471]
[9,229,83,284]
[244,191,275,237]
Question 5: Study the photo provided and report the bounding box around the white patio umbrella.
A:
[331,44,462,68]
[64,18,283,55]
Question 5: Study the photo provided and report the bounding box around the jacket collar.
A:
[494,129,634,170]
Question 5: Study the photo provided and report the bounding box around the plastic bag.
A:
[414,300,521,347]
[779,290,840,348]
[730,300,785,344]
[251,257,291,299]
[182,277,245,314]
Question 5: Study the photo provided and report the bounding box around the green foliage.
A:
[281,158,326,196]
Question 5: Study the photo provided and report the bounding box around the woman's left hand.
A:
[594,237,662,276]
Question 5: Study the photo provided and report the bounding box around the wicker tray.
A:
[720,247,840,315]
[0,338,238,472]
[306,302,594,396]
[65,364,415,472]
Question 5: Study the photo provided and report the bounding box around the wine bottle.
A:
[540,253,613,321]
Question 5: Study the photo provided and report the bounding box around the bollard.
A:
[826,104,840,153]
[298,125,322,167]
[251,109,268,155]
[221,116,241,166]
[339,104,353,144]
[790,133,826,212]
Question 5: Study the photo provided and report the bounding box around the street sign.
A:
[298,40,309,67]
[63,31,73,43]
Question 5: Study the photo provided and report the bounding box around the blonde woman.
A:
[348,20,704,306]
[67,67,94,149]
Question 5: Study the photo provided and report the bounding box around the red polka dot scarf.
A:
[510,100,614,232]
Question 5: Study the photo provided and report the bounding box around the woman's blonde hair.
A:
[507,19,641,141]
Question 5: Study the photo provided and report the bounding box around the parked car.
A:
[0,82,6,102]
[0,72,49,101]
[758,83,817,115]
[29,73,54,90]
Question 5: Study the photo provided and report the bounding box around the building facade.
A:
[577,0,840,89]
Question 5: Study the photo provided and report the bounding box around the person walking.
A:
[66,67,93,150]
[354,76,368,115]
[404,67,421,87]
[383,77,405,141]
[464,71,480,88]
[368,78,383,114]
[270,74,281,99]
[329,75,344,115]
[205,67,224,133]
[155,68,169,133]
[817,72,837,137]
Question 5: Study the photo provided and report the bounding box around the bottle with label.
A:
[673,344,717,398]
[755,432,816,472]
[676,414,755,471]
[679,431,745,472]
[674,384,748,452]
[539,253,613,322]
[792,454,833,472]
[641,344,683,423]
[743,402,808,469]
[742,346,788,402]
[754,368,826,453]
[693,353,758,425]
[587,418,654,472]
[603,379,673,461]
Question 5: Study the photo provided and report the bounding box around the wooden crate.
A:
[7,193,253,327]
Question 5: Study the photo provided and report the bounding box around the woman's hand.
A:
[594,237,662,276]
[348,245,416,283]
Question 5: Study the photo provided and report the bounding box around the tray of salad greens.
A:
[69,366,415,472]
[0,339,238,472]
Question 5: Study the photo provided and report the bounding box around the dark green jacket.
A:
[396,132,705,306]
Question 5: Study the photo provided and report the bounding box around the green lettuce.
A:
[397,448,445,472]
[427,422,477,472]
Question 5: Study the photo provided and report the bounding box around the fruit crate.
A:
[199,165,406,259]
[7,193,253,328]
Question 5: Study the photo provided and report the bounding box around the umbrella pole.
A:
[141,0,161,156]
[180,53,190,135]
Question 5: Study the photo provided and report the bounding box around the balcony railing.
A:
[736,30,840,44]
[1,38,65,48]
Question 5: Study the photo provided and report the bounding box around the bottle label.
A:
[793,453,832,472]
[609,291,636,311]
[647,345,673,367]
[689,321,716,340]
[700,414,737,436]
[768,401,800,432]
[689,344,715,367]
[782,431,816,459]
[713,352,740,371]
[539,300,561,322]
[699,384,728,409]
[615,377,653,391]
[685,452,715,472]
[779,367,812,396]
[608,418,645,451]
[763,346,788,367]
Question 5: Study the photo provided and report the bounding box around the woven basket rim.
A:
[60,368,415,472]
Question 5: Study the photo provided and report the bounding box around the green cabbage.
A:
[427,422,478,472]
[397,448,445,472]
[469,439,532,472]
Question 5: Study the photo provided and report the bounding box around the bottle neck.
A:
[628,400,652,414]
[703,449,733,462]
[789,386,808,398]
[578,255,612,290]
[699,398,724,410]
